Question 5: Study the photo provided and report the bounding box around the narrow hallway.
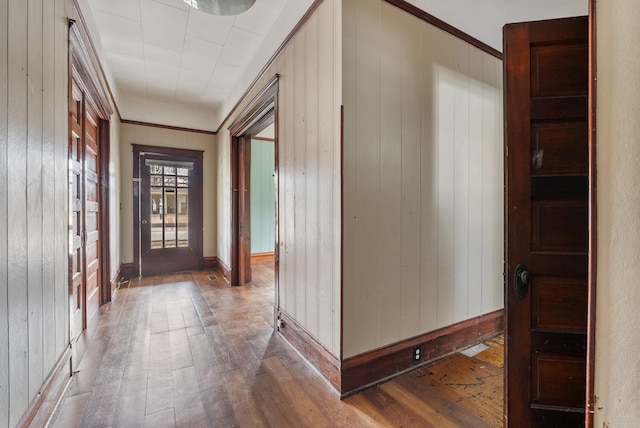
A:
[50,266,502,427]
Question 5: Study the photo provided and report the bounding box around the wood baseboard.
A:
[251,252,275,264]
[340,309,504,396]
[202,256,217,269]
[120,262,135,280]
[216,256,231,282]
[277,311,341,392]
[17,347,72,428]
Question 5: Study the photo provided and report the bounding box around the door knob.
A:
[141,219,148,224]
[514,264,530,300]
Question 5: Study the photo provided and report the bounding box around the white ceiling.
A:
[79,0,587,132]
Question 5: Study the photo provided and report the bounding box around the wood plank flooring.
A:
[49,265,503,427]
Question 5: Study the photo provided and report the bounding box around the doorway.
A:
[229,76,279,289]
[68,21,113,367]
[133,145,203,276]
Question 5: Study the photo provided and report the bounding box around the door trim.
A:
[68,15,112,359]
[229,75,279,290]
[132,144,204,277]
[586,0,597,426]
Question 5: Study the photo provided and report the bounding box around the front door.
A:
[134,146,203,276]
[504,17,589,427]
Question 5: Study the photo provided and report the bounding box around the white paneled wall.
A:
[595,1,640,425]
[109,115,121,281]
[0,0,72,425]
[217,0,342,356]
[119,123,218,263]
[342,0,503,358]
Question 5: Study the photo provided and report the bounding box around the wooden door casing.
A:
[69,75,104,347]
[504,16,589,427]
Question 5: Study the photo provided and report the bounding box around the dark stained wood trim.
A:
[202,256,217,269]
[384,0,502,59]
[120,262,135,280]
[340,310,504,396]
[68,19,112,119]
[273,91,280,326]
[251,252,275,264]
[586,1,597,426]
[238,137,252,285]
[229,77,279,286]
[251,136,275,142]
[70,0,119,118]
[228,75,279,135]
[339,105,344,361]
[99,119,111,305]
[216,0,323,133]
[16,347,72,428]
[121,119,217,136]
[229,138,241,286]
[216,256,231,282]
[277,311,341,392]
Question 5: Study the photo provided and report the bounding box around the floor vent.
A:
[461,343,489,358]
[208,274,217,280]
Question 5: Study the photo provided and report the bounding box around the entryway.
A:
[133,145,204,276]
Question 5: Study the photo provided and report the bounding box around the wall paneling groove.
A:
[1,0,73,425]
[342,0,504,358]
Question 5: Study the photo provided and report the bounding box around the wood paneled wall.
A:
[217,0,342,356]
[342,0,504,358]
[109,116,121,282]
[118,123,217,264]
[250,139,275,254]
[0,0,72,425]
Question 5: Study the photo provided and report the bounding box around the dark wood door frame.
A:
[132,144,204,277]
[229,75,279,288]
[586,0,597,426]
[69,19,113,308]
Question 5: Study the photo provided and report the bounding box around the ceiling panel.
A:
[140,0,189,51]
[181,36,223,75]
[83,0,587,132]
[92,0,141,20]
[218,27,262,68]
[186,11,235,45]
[210,62,243,90]
[95,12,144,58]
[233,0,286,36]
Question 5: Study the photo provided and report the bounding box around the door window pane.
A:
[177,189,189,247]
[150,188,163,249]
[147,161,191,249]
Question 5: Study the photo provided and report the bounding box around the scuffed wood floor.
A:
[50,264,503,427]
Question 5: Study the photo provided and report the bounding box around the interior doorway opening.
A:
[229,76,279,332]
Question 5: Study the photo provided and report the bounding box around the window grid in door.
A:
[149,165,190,249]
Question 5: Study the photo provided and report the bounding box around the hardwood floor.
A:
[49,264,503,427]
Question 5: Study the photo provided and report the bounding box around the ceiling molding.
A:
[385,0,503,59]
[121,119,217,136]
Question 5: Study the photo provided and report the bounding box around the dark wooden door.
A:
[504,16,589,427]
[69,77,103,343]
[84,102,101,321]
[69,79,85,341]
[137,148,203,276]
